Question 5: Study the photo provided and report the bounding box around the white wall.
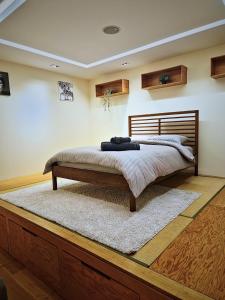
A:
[1,44,225,180]
[0,61,90,180]
[90,44,225,177]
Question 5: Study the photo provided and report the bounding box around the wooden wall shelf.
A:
[95,79,129,98]
[211,55,225,79]
[141,65,187,90]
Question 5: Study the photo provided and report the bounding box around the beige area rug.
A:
[1,179,201,254]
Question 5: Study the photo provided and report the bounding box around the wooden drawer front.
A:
[8,220,25,263]
[23,228,60,290]
[0,214,8,251]
[61,251,139,300]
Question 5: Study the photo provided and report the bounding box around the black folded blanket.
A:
[101,142,140,151]
[110,136,131,144]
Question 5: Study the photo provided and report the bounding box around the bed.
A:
[44,110,199,212]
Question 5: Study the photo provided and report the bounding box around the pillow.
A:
[132,134,188,144]
[148,134,188,144]
[131,135,150,141]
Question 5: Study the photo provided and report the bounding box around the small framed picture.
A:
[58,81,74,101]
[0,72,10,96]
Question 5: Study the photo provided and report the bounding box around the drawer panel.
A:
[8,220,25,263]
[0,214,8,251]
[61,251,139,300]
[23,227,60,290]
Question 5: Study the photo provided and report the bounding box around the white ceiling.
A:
[0,0,225,78]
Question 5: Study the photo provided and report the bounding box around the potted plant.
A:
[159,74,170,84]
[103,88,113,111]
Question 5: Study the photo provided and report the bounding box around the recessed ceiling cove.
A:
[0,0,224,78]
[0,0,26,23]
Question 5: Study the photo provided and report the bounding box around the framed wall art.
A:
[58,81,74,101]
[0,72,10,96]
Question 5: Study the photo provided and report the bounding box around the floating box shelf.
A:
[141,65,187,90]
[211,55,225,79]
[95,79,129,97]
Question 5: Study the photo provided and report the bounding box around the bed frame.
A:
[52,110,199,212]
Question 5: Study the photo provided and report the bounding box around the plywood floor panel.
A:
[132,216,192,266]
[151,205,225,300]
[163,175,225,217]
[210,188,225,208]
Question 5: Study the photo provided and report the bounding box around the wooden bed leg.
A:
[52,175,57,190]
[194,164,198,176]
[130,194,136,212]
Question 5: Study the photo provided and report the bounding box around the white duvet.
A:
[44,140,194,198]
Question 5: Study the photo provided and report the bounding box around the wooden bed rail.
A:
[52,166,137,212]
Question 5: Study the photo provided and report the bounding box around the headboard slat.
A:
[128,111,199,164]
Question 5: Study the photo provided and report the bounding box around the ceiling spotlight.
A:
[50,64,60,68]
[103,25,120,35]
[122,62,128,66]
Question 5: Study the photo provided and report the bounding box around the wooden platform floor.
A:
[0,172,225,300]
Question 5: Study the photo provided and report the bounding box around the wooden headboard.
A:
[128,110,199,174]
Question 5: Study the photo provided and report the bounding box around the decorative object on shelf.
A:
[159,74,170,84]
[95,79,129,97]
[142,65,187,90]
[103,88,112,111]
[211,55,225,79]
[58,81,74,101]
[0,72,10,96]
